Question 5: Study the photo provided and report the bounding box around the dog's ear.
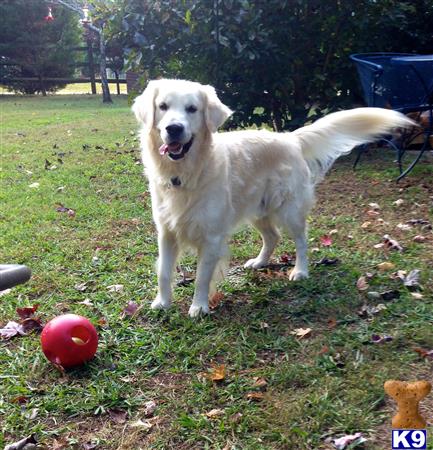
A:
[132,80,158,130]
[202,85,232,132]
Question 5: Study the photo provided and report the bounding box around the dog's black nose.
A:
[166,123,184,137]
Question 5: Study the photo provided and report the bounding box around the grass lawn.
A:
[1,94,433,450]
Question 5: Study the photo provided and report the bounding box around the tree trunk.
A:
[99,28,112,104]
[86,35,97,95]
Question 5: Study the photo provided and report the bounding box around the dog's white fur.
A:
[133,79,413,317]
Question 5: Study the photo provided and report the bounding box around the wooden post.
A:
[86,36,96,95]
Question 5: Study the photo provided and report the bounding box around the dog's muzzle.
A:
[158,137,194,161]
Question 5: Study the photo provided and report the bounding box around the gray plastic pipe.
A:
[0,264,31,290]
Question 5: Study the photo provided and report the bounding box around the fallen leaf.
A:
[396,223,412,231]
[129,419,153,431]
[414,347,433,359]
[377,262,395,272]
[380,290,400,301]
[373,243,385,249]
[143,400,157,417]
[318,345,329,355]
[361,221,371,229]
[4,434,37,450]
[16,304,39,319]
[0,321,26,339]
[367,291,381,300]
[356,276,369,291]
[333,432,366,449]
[109,408,128,424]
[25,407,39,420]
[366,210,380,217]
[122,301,139,317]
[279,253,294,264]
[252,377,268,388]
[411,292,424,299]
[393,198,404,206]
[21,317,43,333]
[74,282,88,292]
[205,408,224,418]
[107,284,124,293]
[320,235,332,246]
[382,234,403,252]
[327,318,337,329]
[368,202,380,210]
[246,392,265,401]
[209,292,224,309]
[413,235,426,243]
[78,298,93,306]
[404,269,421,290]
[28,182,40,188]
[229,412,243,423]
[315,257,339,266]
[291,327,312,339]
[371,334,393,344]
[208,364,226,381]
[358,303,387,318]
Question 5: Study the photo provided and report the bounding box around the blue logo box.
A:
[392,430,427,449]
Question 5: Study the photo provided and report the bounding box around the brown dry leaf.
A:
[209,292,224,310]
[356,276,369,291]
[252,377,268,388]
[318,346,329,355]
[199,364,227,382]
[366,210,380,217]
[205,408,225,419]
[129,419,153,431]
[361,221,371,229]
[377,262,395,272]
[327,318,337,329]
[246,392,265,401]
[109,408,128,424]
[230,412,243,423]
[291,327,312,339]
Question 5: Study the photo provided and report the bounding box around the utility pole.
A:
[48,0,112,103]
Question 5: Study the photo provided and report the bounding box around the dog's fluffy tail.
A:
[292,107,415,182]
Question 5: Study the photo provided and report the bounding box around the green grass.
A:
[1,94,433,449]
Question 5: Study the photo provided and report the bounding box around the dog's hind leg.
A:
[244,217,280,269]
[151,229,179,310]
[283,213,309,281]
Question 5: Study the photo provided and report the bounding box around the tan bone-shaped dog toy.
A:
[384,380,431,429]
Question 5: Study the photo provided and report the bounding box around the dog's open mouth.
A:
[159,137,194,160]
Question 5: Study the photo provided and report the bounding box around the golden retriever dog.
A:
[133,79,412,317]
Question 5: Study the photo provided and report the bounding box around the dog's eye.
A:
[159,102,168,111]
[186,105,197,113]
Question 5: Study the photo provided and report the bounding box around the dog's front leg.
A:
[189,237,224,318]
[151,230,178,310]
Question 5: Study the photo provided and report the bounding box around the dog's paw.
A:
[188,303,210,318]
[150,295,171,310]
[288,268,308,281]
[244,257,268,269]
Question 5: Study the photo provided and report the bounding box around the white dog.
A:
[133,79,412,317]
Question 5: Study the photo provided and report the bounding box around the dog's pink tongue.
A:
[159,143,181,155]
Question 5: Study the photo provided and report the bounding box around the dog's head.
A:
[132,79,232,161]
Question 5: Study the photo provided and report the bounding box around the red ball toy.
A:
[41,314,98,368]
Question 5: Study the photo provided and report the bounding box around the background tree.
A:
[0,0,81,95]
[109,0,433,130]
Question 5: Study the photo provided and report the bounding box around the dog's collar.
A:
[168,137,194,161]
